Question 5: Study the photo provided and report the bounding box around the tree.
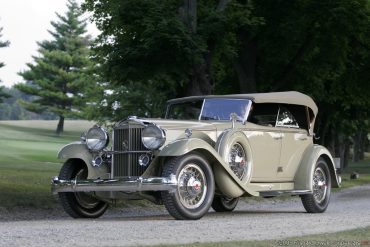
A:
[83,0,262,120]
[15,0,96,134]
[84,0,370,164]
[0,26,10,103]
[252,0,370,167]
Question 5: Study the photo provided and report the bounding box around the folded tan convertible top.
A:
[167,91,318,116]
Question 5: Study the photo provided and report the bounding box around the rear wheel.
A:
[161,153,215,220]
[301,158,331,213]
[58,160,108,218]
[212,196,239,212]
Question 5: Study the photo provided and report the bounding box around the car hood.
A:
[138,119,217,131]
[119,118,234,146]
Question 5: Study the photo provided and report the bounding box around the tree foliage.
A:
[0,26,10,103]
[84,0,370,162]
[15,0,98,134]
[83,0,262,120]
[249,0,370,166]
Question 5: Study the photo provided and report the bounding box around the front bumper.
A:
[51,175,177,194]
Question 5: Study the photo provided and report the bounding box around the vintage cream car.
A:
[52,91,341,220]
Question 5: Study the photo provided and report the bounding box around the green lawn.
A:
[337,157,370,190]
[155,226,370,247]
[0,120,93,209]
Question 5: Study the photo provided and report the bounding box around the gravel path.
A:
[1,185,370,247]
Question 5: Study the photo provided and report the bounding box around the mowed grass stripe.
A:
[0,120,93,209]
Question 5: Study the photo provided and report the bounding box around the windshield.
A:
[166,98,251,121]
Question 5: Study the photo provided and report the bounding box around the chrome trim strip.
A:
[107,150,152,154]
[240,127,308,134]
[260,190,312,197]
[111,128,115,178]
[198,99,206,121]
[275,105,280,128]
[51,175,177,194]
[243,100,252,124]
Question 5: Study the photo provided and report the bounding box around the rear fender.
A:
[294,144,340,190]
[58,142,109,179]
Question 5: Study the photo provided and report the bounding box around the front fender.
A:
[159,138,259,197]
[159,138,212,157]
[58,141,92,163]
[58,142,108,179]
[294,144,340,191]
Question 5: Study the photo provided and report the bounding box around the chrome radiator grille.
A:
[112,125,149,177]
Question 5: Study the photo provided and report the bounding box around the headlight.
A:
[141,124,166,150]
[85,126,109,151]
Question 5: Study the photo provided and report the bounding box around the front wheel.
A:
[58,160,108,218]
[212,196,239,212]
[301,158,331,213]
[161,153,215,220]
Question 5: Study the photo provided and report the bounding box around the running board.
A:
[260,190,312,197]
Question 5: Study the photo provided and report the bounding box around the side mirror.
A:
[230,113,238,129]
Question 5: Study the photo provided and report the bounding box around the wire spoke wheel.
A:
[313,167,328,204]
[301,158,331,213]
[161,153,215,220]
[228,143,247,180]
[178,164,207,209]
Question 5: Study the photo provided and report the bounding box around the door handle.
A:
[298,136,307,141]
[273,136,282,140]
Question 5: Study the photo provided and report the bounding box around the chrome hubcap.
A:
[313,167,327,203]
[178,164,207,209]
[228,143,247,180]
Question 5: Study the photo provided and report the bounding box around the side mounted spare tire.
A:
[216,130,253,183]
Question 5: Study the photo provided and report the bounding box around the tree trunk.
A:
[316,116,328,146]
[336,133,350,171]
[185,63,214,96]
[353,131,361,162]
[233,34,257,93]
[359,131,366,160]
[181,0,197,33]
[56,115,64,135]
[181,0,226,96]
[355,130,366,161]
[272,32,313,90]
[340,141,350,170]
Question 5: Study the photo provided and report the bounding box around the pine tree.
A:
[16,0,95,134]
[0,26,10,103]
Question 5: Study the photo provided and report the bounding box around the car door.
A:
[245,103,282,182]
[275,105,311,181]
